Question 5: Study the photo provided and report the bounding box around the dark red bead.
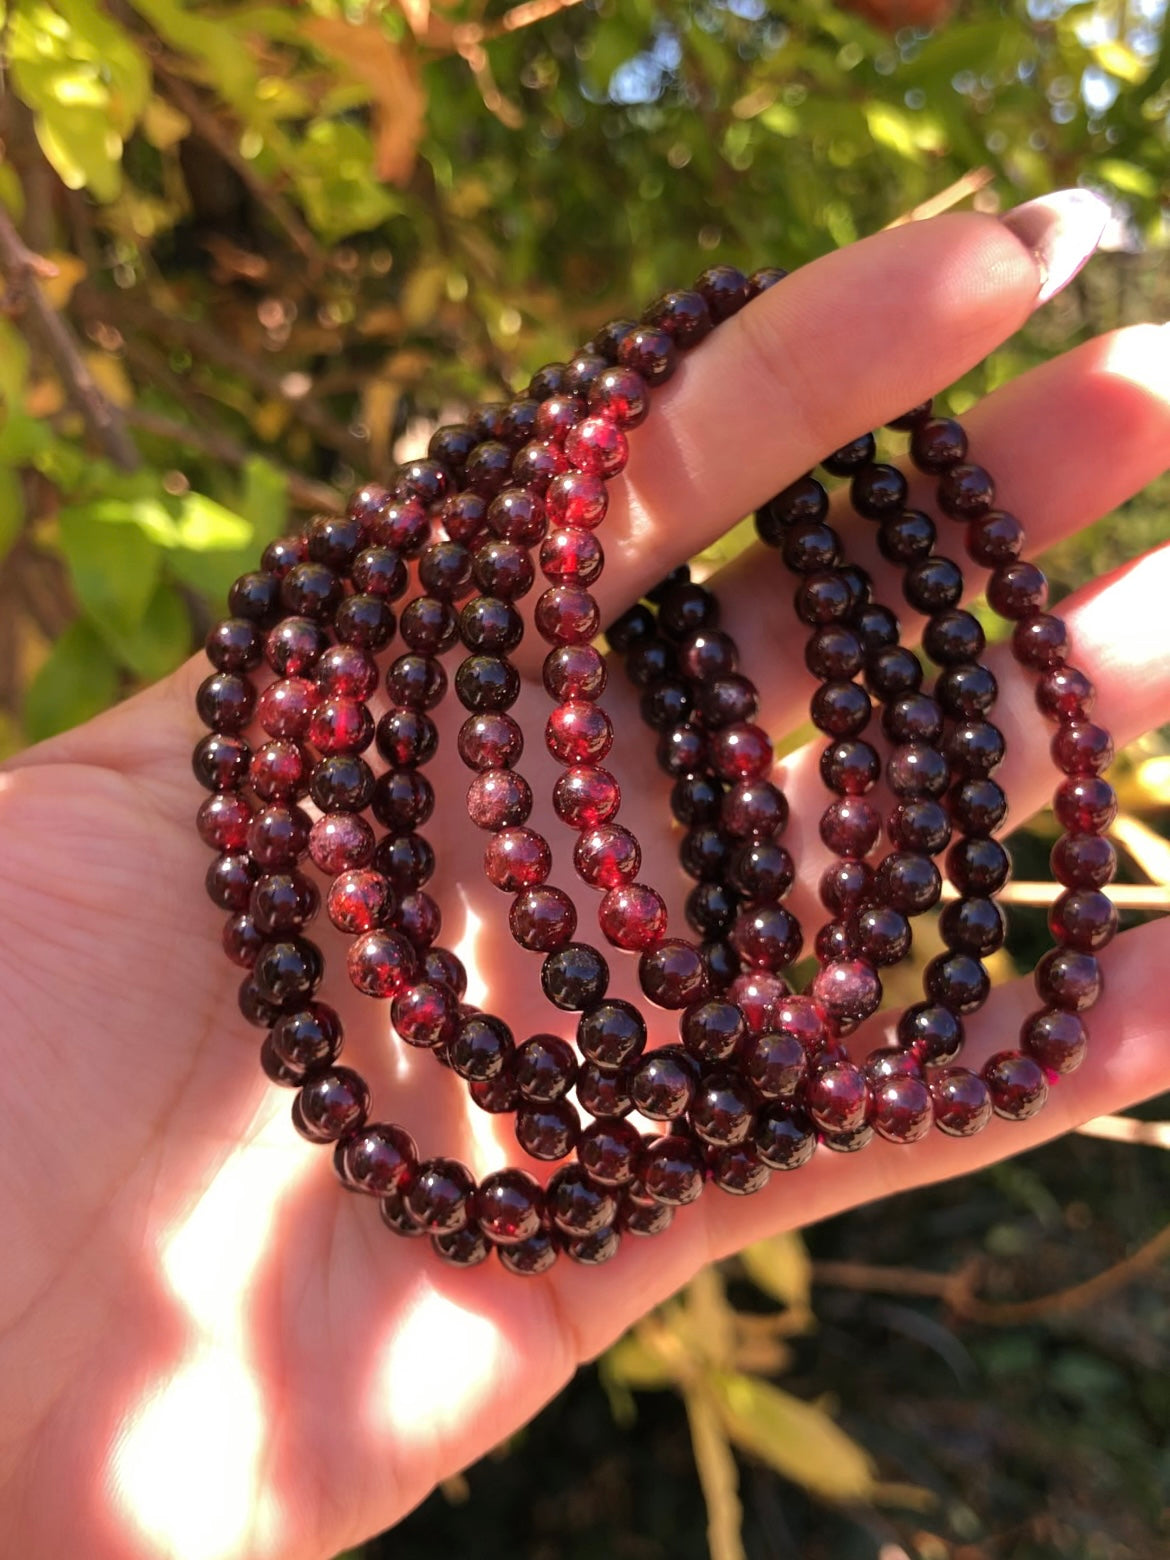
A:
[565,416,629,477]
[897,1003,964,1066]
[547,1165,616,1236]
[909,416,967,472]
[577,1119,642,1185]
[1021,1008,1087,1074]
[196,672,255,733]
[334,1123,416,1195]
[223,913,265,969]
[206,851,260,911]
[544,644,607,702]
[930,1068,993,1137]
[251,871,320,936]
[193,732,251,792]
[1049,888,1117,952]
[542,943,610,1010]
[390,981,459,1049]
[983,1051,1048,1119]
[378,1187,426,1238]
[1036,664,1095,723]
[250,741,310,802]
[631,1047,697,1120]
[553,765,621,828]
[575,1060,633,1119]
[432,1227,491,1267]
[806,1062,869,1134]
[475,1169,544,1245]
[515,1034,577,1101]
[868,1075,932,1143]
[497,1230,558,1276]
[1051,832,1116,889]
[309,813,375,875]
[454,655,521,713]
[516,1100,579,1161]
[206,616,263,672]
[228,570,281,624]
[270,1002,342,1073]
[386,653,447,710]
[810,960,881,1026]
[696,264,749,320]
[326,870,390,934]
[1035,948,1102,1012]
[546,702,614,765]
[293,1067,369,1143]
[457,712,524,771]
[484,827,552,891]
[1054,777,1117,835]
[466,769,532,830]
[988,560,1047,620]
[404,1158,476,1234]
[690,1072,755,1146]
[599,884,668,951]
[256,678,317,741]
[374,832,435,891]
[450,1013,514,1080]
[509,886,578,952]
[197,792,252,851]
[352,545,409,599]
[588,366,649,428]
[347,929,418,998]
[755,1104,816,1169]
[639,1134,705,1205]
[639,940,709,1010]
[546,471,607,530]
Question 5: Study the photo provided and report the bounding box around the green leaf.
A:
[175,492,254,552]
[1094,158,1158,198]
[740,1232,812,1316]
[0,464,24,564]
[239,457,289,544]
[58,502,163,644]
[709,1372,876,1500]
[23,619,121,742]
[293,120,401,241]
[114,582,193,682]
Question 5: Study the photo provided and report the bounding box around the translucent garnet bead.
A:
[334,1123,416,1195]
[599,885,668,951]
[474,1169,544,1245]
[404,1158,476,1234]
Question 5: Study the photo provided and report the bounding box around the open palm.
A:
[2,210,1169,1560]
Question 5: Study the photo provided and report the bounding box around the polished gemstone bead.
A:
[194,732,251,793]
[245,741,307,803]
[373,832,436,891]
[256,677,317,741]
[465,440,515,498]
[546,471,608,530]
[544,644,607,703]
[864,1047,923,1084]
[432,1227,491,1267]
[486,488,547,545]
[1051,832,1116,889]
[983,1051,1048,1119]
[626,636,676,688]
[457,712,524,771]
[514,1034,577,1102]
[815,921,854,962]
[819,740,880,798]
[378,1187,426,1238]
[678,825,728,882]
[639,1134,706,1204]
[228,570,282,624]
[577,999,646,1069]
[924,952,989,1015]
[196,672,255,733]
[729,905,802,971]
[309,813,375,876]
[690,1071,755,1145]
[938,896,1005,957]
[754,1103,816,1169]
[909,415,967,472]
[617,325,677,386]
[949,777,1007,837]
[1021,1007,1087,1074]
[206,851,260,911]
[1035,948,1101,1012]
[821,1125,875,1153]
[851,462,908,518]
[1049,888,1117,952]
[810,960,881,1026]
[334,1123,416,1195]
[509,885,578,951]
[819,797,881,858]
[313,650,379,710]
[698,673,760,729]
[726,845,793,907]
[720,779,788,841]
[450,1013,514,1080]
[291,1066,368,1142]
[599,884,668,951]
[783,520,840,574]
[366,498,430,557]
[352,545,409,600]
[372,769,435,832]
[546,701,614,764]
[930,1068,993,1137]
[574,825,641,889]
[454,655,521,712]
[542,943,609,1010]
[497,1230,558,1276]
[1054,777,1117,835]
[725,971,790,1036]
[1051,721,1114,777]
[878,510,936,566]
[575,1060,633,1119]
[223,913,265,968]
[676,631,736,685]
[868,1075,933,1143]
[270,1002,342,1073]
[897,1002,963,1065]
[423,946,466,997]
[247,804,311,869]
[643,288,712,346]
[853,906,912,966]
[386,653,447,710]
[553,765,621,828]
[806,1061,868,1133]
[904,557,963,614]
[400,596,458,655]
[709,1142,770,1195]
[631,1047,698,1119]
[534,393,585,442]
[206,616,263,672]
[250,871,320,936]
[475,1169,544,1245]
[1036,664,1095,723]
[947,837,1010,896]
[390,980,459,1049]
[564,415,629,476]
[347,929,417,998]
[1012,613,1068,670]
[620,1195,675,1236]
[429,423,479,473]
[888,798,951,855]
[671,774,722,826]
[239,974,284,1028]
[484,827,552,891]
[641,677,694,730]
[393,890,441,950]
[564,352,608,396]
[696,263,749,320]
[197,792,253,851]
[280,562,343,622]
[576,1119,641,1186]
[796,571,854,625]
[466,768,532,830]
[404,1158,476,1233]
[516,1100,579,1161]
[707,723,772,784]
[261,534,310,577]
[547,1165,617,1236]
[810,681,871,738]
[375,708,438,770]
[327,869,394,934]
[640,939,709,1010]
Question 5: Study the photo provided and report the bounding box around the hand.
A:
[2,207,1168,1560]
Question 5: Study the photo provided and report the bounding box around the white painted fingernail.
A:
[999,189,1111,306]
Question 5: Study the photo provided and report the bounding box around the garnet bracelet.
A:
[192,262,1116,1275]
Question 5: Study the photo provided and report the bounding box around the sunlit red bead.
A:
[247,804,311,869]
[475,1170,544,1245]
[228,570,282,624]
[293,1067,369,1143]
[484,827,552,891]
[270,1002,343,1074]
[546,470,608,529]
[535,584,601,645]
[1035,947,1102,1012]
[639,939,709,1010]
[390,980,459,1049]
[347,928,418,998]
[516,1100,579,1161]
[810,959,881,1027]
[257,678,317,740]
[930,1067,993,1136]
[535,394,586,442]
[543,644,607,704]
[599,884,668,951]
[720,779,788,840]
[868,1074,933,1143]
[547,1165,617,1236]
[206,616,263,672]
[725,971,790,1036]
[393,890,441,950]
[729,905,802,972]
[1021,1007,1087,1074]
[982,1050,1049,1120]
[223,913,265,968]
[509,886,578,951]
[638,1134,705,1205]
[197,792,253,851]
[546,701,614,764]
[540,527,604,587]
[466,768,532,829]
[334,1123,416,1195]
[404,1158,476,1233]
[564,415,628,477]
[194,732,251,793]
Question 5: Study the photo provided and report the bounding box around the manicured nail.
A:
[999,189,1110,306]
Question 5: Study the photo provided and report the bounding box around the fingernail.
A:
[999,189,1110,306]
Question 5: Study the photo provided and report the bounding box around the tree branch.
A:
[0,203,139,470]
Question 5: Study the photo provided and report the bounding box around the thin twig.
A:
[1076,1115,1170,1150]
[0,204,139,470]
[938,881,1170,910]
[885,168,995,228]
[123,406,342,513]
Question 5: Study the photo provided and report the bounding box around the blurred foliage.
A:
[1,0,1169,1556]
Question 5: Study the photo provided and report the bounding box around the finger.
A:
[590,208,1048,624]
[769,536,1170,938]
[711,321,1170,741]
[546,912,1170,1363]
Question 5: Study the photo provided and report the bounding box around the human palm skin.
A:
[1,212,1169,1560]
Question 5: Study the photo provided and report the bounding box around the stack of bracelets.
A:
[191,261,1117,1276]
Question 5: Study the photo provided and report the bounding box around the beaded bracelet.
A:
[192,261,1116,1275]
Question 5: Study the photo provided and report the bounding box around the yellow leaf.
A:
[740,1232,812,1317]
[85,351,133,407]
[304,16,426,186]
[1091,41,1149,85]
[35,252,87,311]
[710,1372,877,1500]
[603,1329,675,1390]
[1112,813,1170,885]
[142,94,190,150]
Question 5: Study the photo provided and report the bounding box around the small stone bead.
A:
[541,943,610,1011]
[197,792,253,851]
[223,913,265,968]
[565,415,629,476]
[457,712,524,771]
[854,906,912,967]
[755,1104,816,1169]
[257,678,317,741]
[547,1165,617,1236]
[1054,777,1117,835]
[516,1100,579,1161]
[206,616,264,672]
[696,263,750,320]
[497,1230,558,1276]
[509,885,578,951]
[983,1051,1049,1119]
[535,585,601,645]
[690,1072,756,1146]
[574,825,641,889]
[949,778,1007,837]
[1049,888,1118,952]
[390,981,460,1049]
[577,1119,642,1186]
[897,1002,964,1066]
[599,884,668,951]
[1021,1007,1087,1074]
[904,557,963,615]
[544,644,607,703]
[620,1195,675,1237]
[1012,613,1068,670]
[546,702,614,765]
[888,799,951,856]
[293,1067,370,1143]
[475,1169,544,1245]
[1051,722,1114,776]
[640,939,709,1010]
[546,471,608,529]
[386,653,447,710]
[909,416,967,472]
[334,1123,416,1195]
[721,779,788,841]
[938,896,1005,957]
[879,510,936,566]
[1035,948,1102,1012]
[947,837,1010,896]
[450,1013,514,1081]
[865,1048,923,1084]
[454,655,521,713]
[270,1002,342,1073]
[250,871,320,936]
[729,905,802,971]
[309,812,375,874]
[729,841,795,902]
[553,765,621,828]
[618,325,677,385]
[466,769,533,830]
[327,869,394,934]
[375,708,439,769]
[742,1029,805,1099]
[400,596,458,655]
[515,1034,578,1101]
[206,852,260,911]
[930,1068,993,1137]
[374,832,436,891]
[577,999,646,1069]
[924,952,990,1015]
[987,560,1047,620]
[631,1047,698,1120]
[966,509,1024,567]
[352,546,409,599]
[575,1060,633,1119]
[806,1061,869,1134]
[393,890,441,950]
[708,1143,770,1196]
[372,769,435,833]
[868,1075,933,1143]
[810,960,882,1026]
[239,974,284,1028]
[938,462,994,519]
[1051,832,1116,889]
[247,804,311,869]
[250,741,310,802]
[378,1187,426,1238]
[725,971,790,1037]
[196,672,255,732]
[404,1158,476,1234]
[432,1227,491,1267]
[347,929,418,998]
[639,1134,706,1204]
[193,732,251,792]
[484,827,552,891]
[1036,664,1095,723]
